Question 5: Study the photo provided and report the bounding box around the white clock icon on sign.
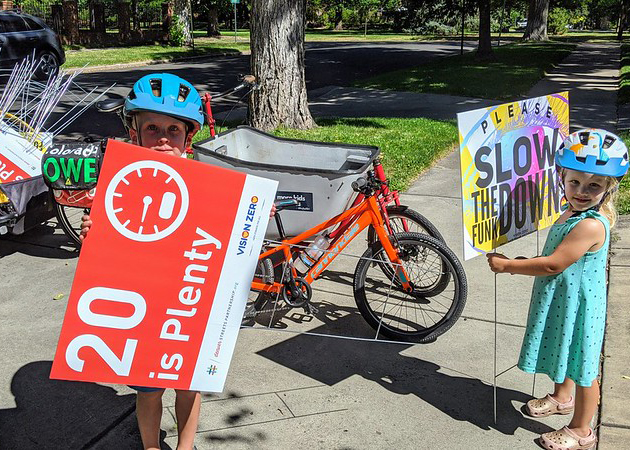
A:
[104,160,189,242]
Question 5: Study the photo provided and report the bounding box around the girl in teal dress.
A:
[487,128,629,450]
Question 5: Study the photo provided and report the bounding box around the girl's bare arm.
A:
[487,218,606,276]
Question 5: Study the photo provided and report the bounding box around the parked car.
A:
[516,19,528,30]
[0,10,65,80]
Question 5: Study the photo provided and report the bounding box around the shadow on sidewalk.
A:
[257,330,554,436]
[0,222,78,260]
[0,361,169,450]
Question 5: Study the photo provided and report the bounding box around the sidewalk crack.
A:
[275,392,296,418]
[79,402,136,450]
[600,422,630,430]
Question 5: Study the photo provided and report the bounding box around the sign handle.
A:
[493,256,498,425]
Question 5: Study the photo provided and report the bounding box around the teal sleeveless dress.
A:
[517,210,609,387]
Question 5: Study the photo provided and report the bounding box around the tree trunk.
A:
[618,0,630,40]
[250,0,315,131]
[476,0,494,60]
[207,6,220,37]
[131,0,139,30]
[523,0,549,41]
[173,0,193,45]
[333,5,343,30]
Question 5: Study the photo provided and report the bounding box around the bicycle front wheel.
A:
[368,206,450,296]
[55,203,87,247]
[353,232,467,343]
[367,205,444,243]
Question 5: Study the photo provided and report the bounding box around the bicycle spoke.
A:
[354,232,467,342]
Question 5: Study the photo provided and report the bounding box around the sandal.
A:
[526,394,574,417]
[539,427,596,450]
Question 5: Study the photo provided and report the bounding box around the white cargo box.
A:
[193,126,380,238]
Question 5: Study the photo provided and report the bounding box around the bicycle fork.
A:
[369,202,414,293]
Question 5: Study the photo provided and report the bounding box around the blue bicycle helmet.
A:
[124,73,204,133]
[556,128,629,179]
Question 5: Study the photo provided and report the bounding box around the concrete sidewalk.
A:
[0,41,627,449]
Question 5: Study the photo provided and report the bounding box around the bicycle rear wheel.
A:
[353,232,467,343]
[55,203,87,247]
[243,257,274,323]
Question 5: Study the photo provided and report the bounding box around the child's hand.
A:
[80,214,92,241]
[486,252,510,273]
[269,203,276,218]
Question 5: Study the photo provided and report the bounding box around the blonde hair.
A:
[599,177,619,228]
[560,169,620,228]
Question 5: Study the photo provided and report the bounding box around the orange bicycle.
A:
[246,172,467,343]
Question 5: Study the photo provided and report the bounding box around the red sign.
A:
[50,140,277,392]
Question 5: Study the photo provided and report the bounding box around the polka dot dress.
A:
[517,210,609,387]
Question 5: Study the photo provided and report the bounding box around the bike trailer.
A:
[0,118,55,236]
[0,176,54,235]
[193,126,380,238]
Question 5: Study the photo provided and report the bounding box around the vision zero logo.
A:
[237,196,258,255]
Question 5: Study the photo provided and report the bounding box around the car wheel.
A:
[34,51,59,80]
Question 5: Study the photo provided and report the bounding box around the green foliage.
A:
[548,8,571,35]
[413,20,457,36]
[169,16,187,47]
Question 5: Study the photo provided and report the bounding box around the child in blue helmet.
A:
[487,129,629,450]
[81,73,205,450]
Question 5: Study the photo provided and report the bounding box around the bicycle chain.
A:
[243,304,293,319]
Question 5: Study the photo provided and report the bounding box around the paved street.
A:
[52,39,479,142]
[0,40,628,449]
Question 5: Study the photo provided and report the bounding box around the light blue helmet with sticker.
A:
[556,128,629,179]
[124,73,204,133]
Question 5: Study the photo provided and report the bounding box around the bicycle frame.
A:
[250,194,413,296]
[328,159,404,241]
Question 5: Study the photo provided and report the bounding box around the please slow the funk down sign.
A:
[457,92,569,260]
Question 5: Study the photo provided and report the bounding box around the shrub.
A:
[413,20,457,36]
[548,7,571,35]
[169,16,187,46]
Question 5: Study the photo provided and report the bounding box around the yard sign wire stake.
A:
[532,229,541,397]
[240,240,445,344]
[493,250,498,425]
[374,257,401,341]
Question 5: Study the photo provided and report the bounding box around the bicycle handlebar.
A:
[274,199,299,211]
[351,178,368,192]
[211,75,258,100]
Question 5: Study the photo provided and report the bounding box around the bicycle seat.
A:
[96,98,125,113]
[274,199,299,211]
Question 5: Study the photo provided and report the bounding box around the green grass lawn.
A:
[356,41,575,99]
[193,117,458,191]
[616,131,630,214]
[64,29,612,71]
[64,41,249,69]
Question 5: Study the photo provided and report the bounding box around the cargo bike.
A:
[194,126,467,343]
[50,78,468,343]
